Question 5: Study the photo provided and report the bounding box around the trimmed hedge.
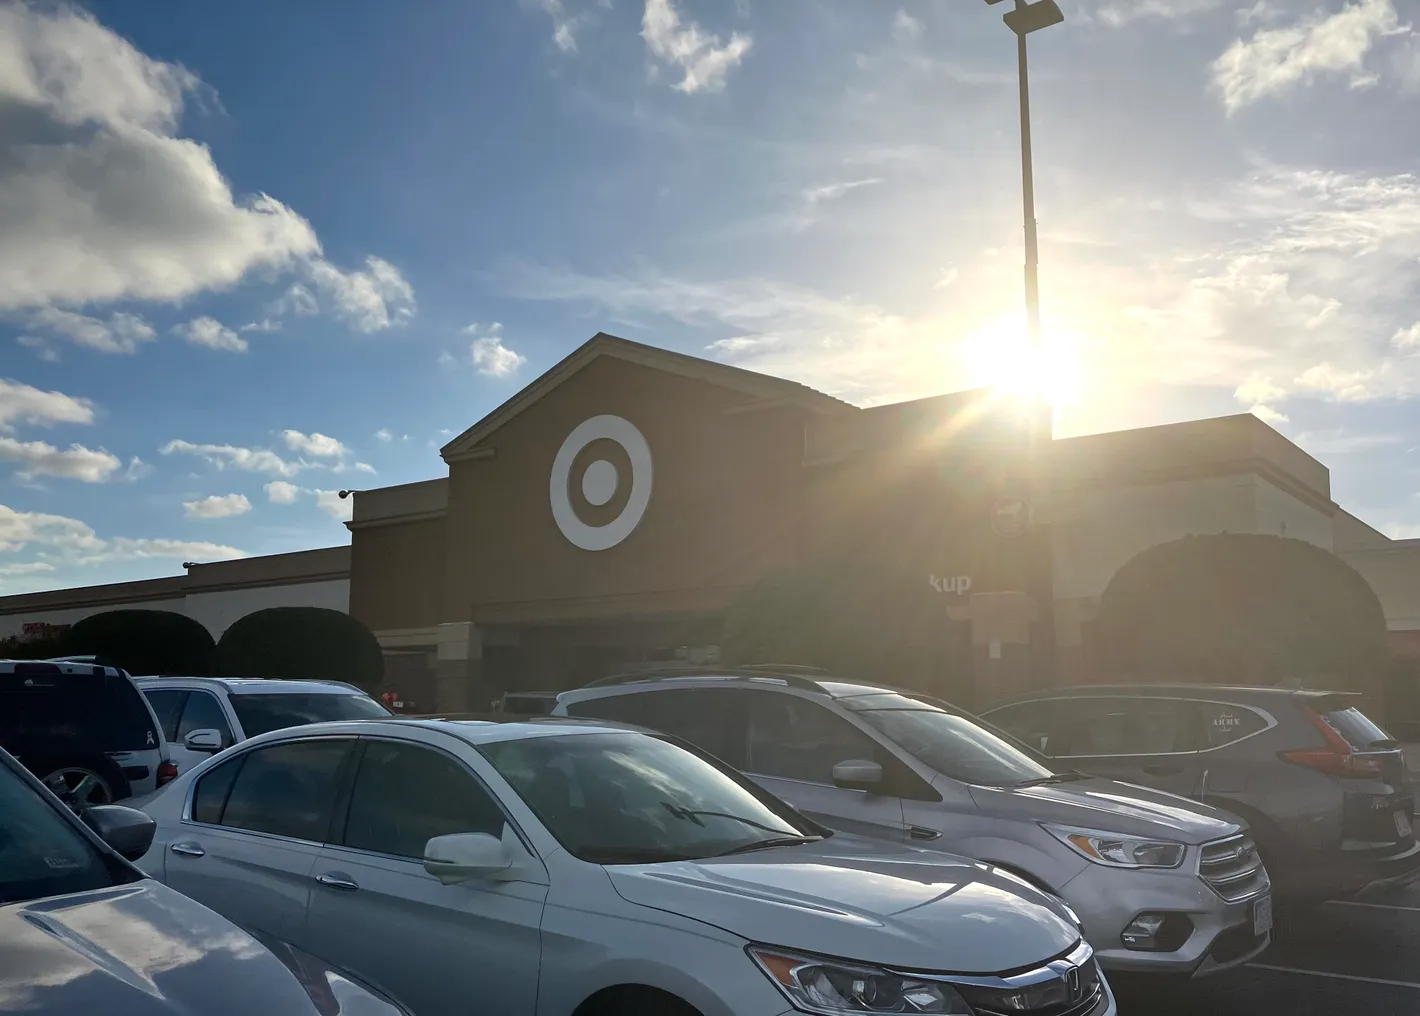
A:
[65,609,216,676]
[1094,534,1389,695]
[216,607,384,691]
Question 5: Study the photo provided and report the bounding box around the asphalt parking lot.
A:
[1112,881,1420,1014]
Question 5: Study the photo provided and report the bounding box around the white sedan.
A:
[137,717,1114,1016]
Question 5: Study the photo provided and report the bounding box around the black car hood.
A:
[0,880,405,1015]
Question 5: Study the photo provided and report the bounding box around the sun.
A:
[959,313,1086,408]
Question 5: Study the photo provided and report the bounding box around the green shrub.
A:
[65,609,216,675]
[216,607,384,691]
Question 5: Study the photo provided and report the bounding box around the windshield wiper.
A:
[1015,771,1091,788]
[712,835,823,857]
[660,803,801,836]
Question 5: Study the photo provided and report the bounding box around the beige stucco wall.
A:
[1340,543,1420,631]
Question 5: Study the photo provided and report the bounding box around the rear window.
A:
[1315,701,1392,750]
[0,670,159,752]
[229,693,390,737]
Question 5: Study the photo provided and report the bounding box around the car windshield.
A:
[843,693,1055,787]
[229,693,390,737]
[479,732,818,864]
[0,760,122,904]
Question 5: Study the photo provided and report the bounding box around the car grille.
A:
[1199,834,1268,902]
[951,948,1106,1016]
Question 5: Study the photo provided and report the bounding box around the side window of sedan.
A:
[341,741,506,859]
[210,740,352,841]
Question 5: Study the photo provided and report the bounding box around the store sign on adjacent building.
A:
[549,414,654,551]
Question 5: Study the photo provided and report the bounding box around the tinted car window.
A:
[144,688,187,743]
[342,741,505,858]
[480,732,814,864]
[745,693,879,784]
[1317,703,1392,750]
[219,740,351,841]
[565,689,747,767]
[0,671,158,753]
[0,758,120,902]
[229,693,390,737]
[192,755,244,825]
[177,691,234,747]
[981,701,1060,756]
[848,700,1053,787]
[1198,702,1269,748]
[1054,698,1200,756]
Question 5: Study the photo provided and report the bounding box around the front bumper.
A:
[1058,859,1269,977]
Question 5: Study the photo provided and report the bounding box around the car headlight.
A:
[1042,823,1186,869]
[749,946,972,1014]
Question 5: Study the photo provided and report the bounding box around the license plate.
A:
[1253,895,1273,938]
[1397,810,1413,840]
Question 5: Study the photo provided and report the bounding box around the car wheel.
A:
[34,754,131,811]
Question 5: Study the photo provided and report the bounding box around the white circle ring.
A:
[549,415,653,551]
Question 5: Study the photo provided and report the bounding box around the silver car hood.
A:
[0,881,405,1016]
[967,777,1241,844]
[607,836,1081,973]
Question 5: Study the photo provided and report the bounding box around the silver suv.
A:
[553,668,1273,978]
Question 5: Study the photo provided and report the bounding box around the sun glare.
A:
[960,313,1086,408]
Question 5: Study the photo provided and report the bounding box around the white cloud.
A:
[891,9,922,43]
[462,322,527,378]
[1212,0,1407,113]
[281,429,348,458]
[27,308,156,354]
[160,439,302,477]
[0,380,95,431]
[1235,373,1286,405]
[94,537,247,563]
[0,4,415,336]
[0,3,320,311]
[1249,404,1289,424]
[173,316,247,352]
[121,456,153,482]
[374,428,393,442]
[529,0,587,53]
[0,561,55,577]
[934,267,960,290]
[0,436,121,483]
[264,480,301,504]
[1295,362,1374,401]
[182,493,252,519]
[314,489,353,522]
[802,178,882,208]
[273,283,319,317]
[1393,322,1420,349]
[0,504,102,553]
[1092,0,1224,27]
[17,335,58,361]
[240,318,282,333]
[305,256,416,332]
[641,0,752,94]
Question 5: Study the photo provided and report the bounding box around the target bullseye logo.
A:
[549,415,653,551]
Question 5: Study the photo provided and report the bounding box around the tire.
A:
[31,752,131,811]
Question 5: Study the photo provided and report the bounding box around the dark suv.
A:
[981,685,1419,900]
[0,659,174,806]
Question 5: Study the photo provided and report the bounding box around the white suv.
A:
[135,677,389,773]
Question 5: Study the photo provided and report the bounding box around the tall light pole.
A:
[986,0,1063,349]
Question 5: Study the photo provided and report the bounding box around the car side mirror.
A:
[832,759,884,792]
[81,805,157,861]
[183,729,224,753]
[424,830,515,884]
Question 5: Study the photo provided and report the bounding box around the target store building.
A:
[7,332,1418,710]
[351,333,1057,712]
[345,333,1420,713]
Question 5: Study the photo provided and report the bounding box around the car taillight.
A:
[156,760,179,786]
[1280,708,1385,778]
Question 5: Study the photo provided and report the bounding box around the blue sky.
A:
[2,0,1420,592]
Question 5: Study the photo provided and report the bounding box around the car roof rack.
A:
[584,664,829,692]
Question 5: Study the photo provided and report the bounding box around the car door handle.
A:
[315,873,360,892]
[169,842,205,858]
[907,826,942,842]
